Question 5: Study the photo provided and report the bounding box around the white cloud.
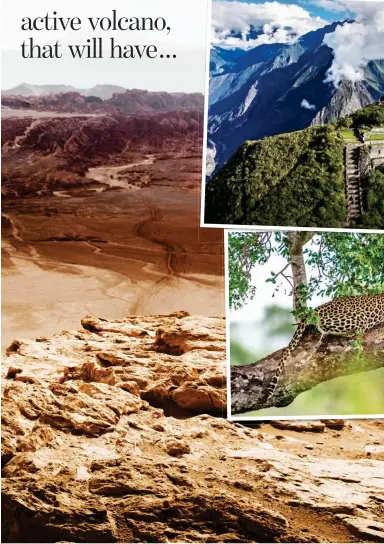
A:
[313,0,384,13]
[212,1,327,50]
[324,1,384,86]
[312,0,348,12]
[301,98,316,110]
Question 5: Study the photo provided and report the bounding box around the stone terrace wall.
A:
[369,143,384,169]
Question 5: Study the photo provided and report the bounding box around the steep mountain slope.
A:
[208,22,384,174]
[205,125,346,227]
[312,61,384,125]
[205,101,384,229]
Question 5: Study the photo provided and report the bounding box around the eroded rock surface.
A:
[2,313,384,543]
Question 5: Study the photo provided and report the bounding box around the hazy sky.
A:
[2,0,210,92]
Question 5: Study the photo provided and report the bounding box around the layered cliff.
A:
[2,110,202,198]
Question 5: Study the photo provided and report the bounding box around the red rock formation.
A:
[106,89,204,114]
[1,110,202,197]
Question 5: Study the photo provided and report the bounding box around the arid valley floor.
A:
[2,90,384,544]
[2,97,224,348]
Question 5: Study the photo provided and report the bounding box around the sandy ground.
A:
[2,156,224,349]
[1,107,101,119]
[2,254,221,349]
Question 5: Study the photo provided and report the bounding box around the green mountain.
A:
[205,101,384,229]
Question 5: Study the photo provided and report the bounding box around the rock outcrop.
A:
[1,110,202,198]
[2,313,384,543]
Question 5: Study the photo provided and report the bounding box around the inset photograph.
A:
[203,0,384,230]
[227,230,384,419]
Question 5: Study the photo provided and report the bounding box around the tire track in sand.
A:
[132,197,185,313]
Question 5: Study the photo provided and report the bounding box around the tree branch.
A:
[231,325,384,415]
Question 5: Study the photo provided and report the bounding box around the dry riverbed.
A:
[2,155,224,349]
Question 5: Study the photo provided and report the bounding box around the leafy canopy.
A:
[228,232,384,312]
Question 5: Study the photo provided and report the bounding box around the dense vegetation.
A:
[350,103,384,128]
[205,125,346,227]
[206,100,384,228]
[360,168,384,229]
[334,103,384,131]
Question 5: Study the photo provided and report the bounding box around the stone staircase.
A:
[345,144,362,223]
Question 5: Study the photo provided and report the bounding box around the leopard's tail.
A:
[266,320,307,400]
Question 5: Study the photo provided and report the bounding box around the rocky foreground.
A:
[2,313,384,543]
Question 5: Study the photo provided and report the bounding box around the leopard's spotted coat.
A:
[266,293,384,399]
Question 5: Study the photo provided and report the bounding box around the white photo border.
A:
[200,2,384,236]
[224,228,384,421]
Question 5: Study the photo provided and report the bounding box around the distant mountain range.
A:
[208,22,384,175]
[2,88,204,115]
[2,83,128,100]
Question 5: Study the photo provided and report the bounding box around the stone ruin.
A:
[369,142,384,170]
[358,140,384,177]
[344,134,384,224]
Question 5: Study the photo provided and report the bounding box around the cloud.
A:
[312,0,348,12]
[301,98,316,110]
[313,0,384,13]
[211,1,327,50]
[323,0,384,86]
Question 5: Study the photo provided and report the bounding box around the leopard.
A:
[266,293,384,400]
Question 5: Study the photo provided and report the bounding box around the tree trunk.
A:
[287,232,314,314]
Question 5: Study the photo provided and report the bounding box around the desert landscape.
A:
[2,86,383,544]
[1,87,224,348]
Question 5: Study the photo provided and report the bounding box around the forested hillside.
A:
[205,101,384,228]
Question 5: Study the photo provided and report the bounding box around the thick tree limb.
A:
[231,325,384,415]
